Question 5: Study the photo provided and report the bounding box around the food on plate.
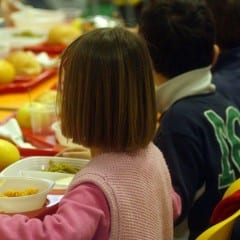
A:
[35,90,57,104]
[0,187,39,197]
[0,177,54,213]
[7,50,42,76]
[16,102,49,129]
[46,160,80,174]
[47,24,81,46]
[0,139,20,170]
[0,60,16,84]
[13,30,44,38]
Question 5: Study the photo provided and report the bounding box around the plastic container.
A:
[0,176,54,213]
[1,156,89,189]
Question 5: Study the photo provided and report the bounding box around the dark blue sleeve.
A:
[154,130,205,223]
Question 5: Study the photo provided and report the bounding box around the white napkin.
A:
[0,118,35,148]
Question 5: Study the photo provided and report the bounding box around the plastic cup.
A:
[30,103,57,136]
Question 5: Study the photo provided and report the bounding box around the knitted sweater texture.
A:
[69,142,174,240]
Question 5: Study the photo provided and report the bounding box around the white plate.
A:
[0,156,89,189]
[0,28,46,49]
[20,170,74,188]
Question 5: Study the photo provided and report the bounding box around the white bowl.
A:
[1,156,89,189]
[11,8,65,32]
[0,176,54,213]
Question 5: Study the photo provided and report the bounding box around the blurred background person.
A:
[205,0,240,109]
[113,0,144,27]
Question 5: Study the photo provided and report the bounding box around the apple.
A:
[16,102,56,133]
[16,102,41,129]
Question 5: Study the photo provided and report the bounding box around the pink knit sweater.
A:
[69,142,174,239]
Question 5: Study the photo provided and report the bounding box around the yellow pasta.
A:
[0,188,39,197]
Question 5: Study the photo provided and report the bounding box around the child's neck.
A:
[90,148,103,158]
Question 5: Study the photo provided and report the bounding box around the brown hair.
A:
[58,27,156,152]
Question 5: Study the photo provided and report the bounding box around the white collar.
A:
[155,66,216,113]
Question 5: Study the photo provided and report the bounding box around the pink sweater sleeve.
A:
[172,188,182,221]
[0,183,110,240]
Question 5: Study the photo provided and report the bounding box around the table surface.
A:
[0,74,58,122]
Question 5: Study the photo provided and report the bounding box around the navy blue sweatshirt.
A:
[154,91,240,240]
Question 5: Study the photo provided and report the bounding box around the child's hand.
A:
[56,147,91,160]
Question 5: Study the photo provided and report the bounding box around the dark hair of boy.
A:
[58,27,157,152]
[139,0,216,79]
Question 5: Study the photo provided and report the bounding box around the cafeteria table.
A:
[0,74,58,122]
[0,73,62,157]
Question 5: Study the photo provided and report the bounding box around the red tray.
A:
[24,42,66,55]
[19,128,63,157]
[0,116,62,157]
[0,68,58,94]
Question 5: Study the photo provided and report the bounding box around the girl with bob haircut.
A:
[59,26,156,152]
[0,27,180,240]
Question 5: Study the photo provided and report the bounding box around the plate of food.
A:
[23,23,81,55]
[0,50,58,93]
[0,156,89,189]
[6,191,64,218]
[0,176,55,214]
[0,68,58,93]
[0,28,47,49]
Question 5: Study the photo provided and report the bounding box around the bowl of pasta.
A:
[0,176,54,213]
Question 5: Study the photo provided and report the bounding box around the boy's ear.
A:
[212,44,220,67]
[153,69,167,86]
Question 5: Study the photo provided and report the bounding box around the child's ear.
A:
[153,69,167,86]
[212,44,220,67]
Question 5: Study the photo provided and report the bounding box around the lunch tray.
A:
[24,42,66,55]
[0,68,58,94]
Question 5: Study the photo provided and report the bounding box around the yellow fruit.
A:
[0,139,20,170]
[70,18,83,31]
[0,60,16,84]
[7,50,42,76]
[16,102,45,129]
[47,24,81,45]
